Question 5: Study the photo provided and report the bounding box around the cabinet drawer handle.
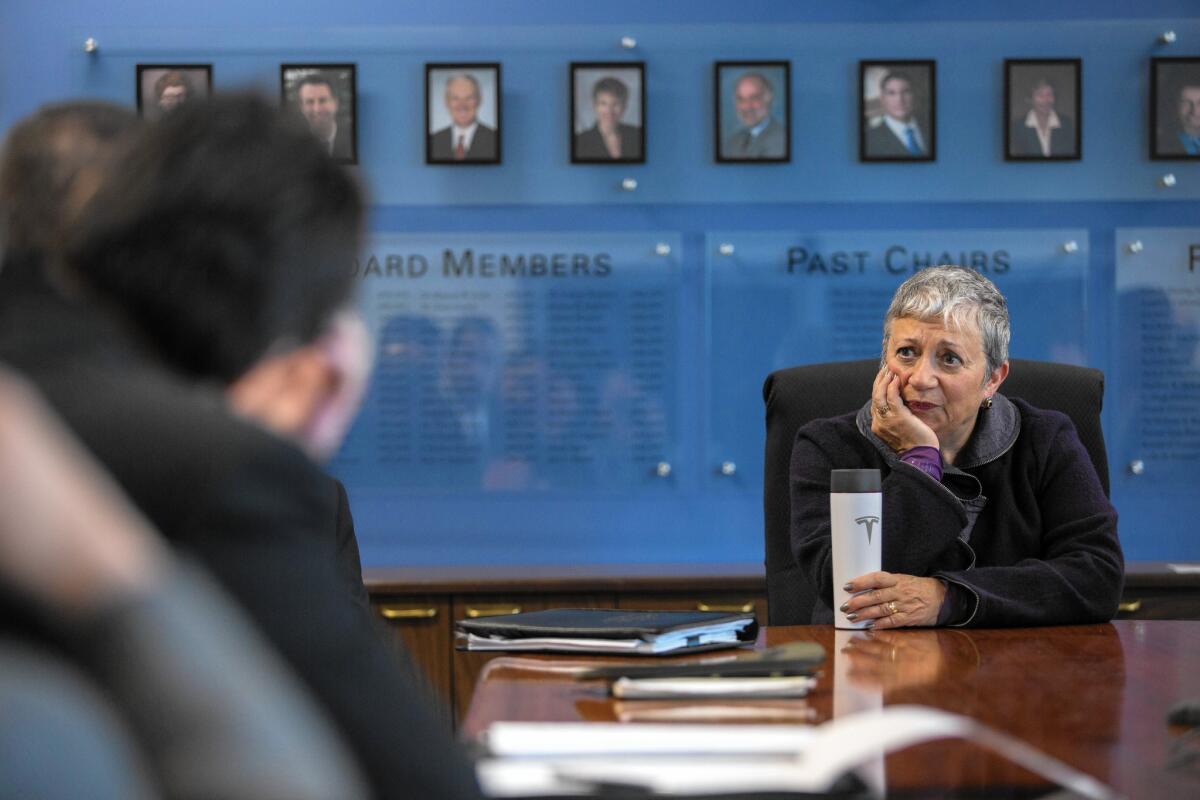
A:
[697,602,754,614]
[378,605,438,620]
[466,605,522,619]
[1118,600,1142,614]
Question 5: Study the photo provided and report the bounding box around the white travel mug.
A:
[830,469,882,630]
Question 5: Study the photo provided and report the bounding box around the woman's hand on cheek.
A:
[870,369,939,453]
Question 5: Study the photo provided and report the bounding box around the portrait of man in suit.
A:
[281,64,357,164]
[715,61,790,163]
[426,63,501,165]
[136,64,211,122]
[1005,60,1081,161]
[1152,58,1200,160]
[860,60,936,162]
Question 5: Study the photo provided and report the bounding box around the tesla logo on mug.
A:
[855,515,880,544]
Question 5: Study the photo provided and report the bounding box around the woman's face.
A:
[883,316,1006,450]
[593,91,625,129]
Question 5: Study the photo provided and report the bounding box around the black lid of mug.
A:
[830,469,881,493]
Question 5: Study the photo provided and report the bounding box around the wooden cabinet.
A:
[371,595,452,719]
[1116,562,1200,620]
[617,592,766,626]
[365,563,764,727]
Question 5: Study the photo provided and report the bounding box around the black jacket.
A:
[790,394,1123,627]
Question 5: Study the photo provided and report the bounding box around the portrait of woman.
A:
[790,266,1122,628]
[1005,59,1081,161]
[570,62,645,164]
[136,64,212,121]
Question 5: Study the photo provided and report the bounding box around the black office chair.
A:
[761,358,1110,626]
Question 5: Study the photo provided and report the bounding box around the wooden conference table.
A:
[462,621,1200,797]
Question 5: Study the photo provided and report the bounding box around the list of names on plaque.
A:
[330,235,679,491]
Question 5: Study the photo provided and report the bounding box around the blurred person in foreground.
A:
[790,266,1122,627]
[0,370,367,800]
[0,96,481,798]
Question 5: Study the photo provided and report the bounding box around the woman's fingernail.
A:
[839,602,849,613]
[846,612,859,621]
[843,583,854,592]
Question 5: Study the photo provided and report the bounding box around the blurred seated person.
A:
[790,266,1122,627]
[0,96,481,799]
[0,369,367,800]
[574,77,642,161]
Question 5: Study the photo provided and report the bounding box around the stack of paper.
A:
[455,608,758,655]
[611,674,817,700]
[474,706,1119,799]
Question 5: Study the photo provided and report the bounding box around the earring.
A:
[983,396,993,409]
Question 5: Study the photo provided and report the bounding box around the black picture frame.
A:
[714,60,791,164]
[859,59,937,163]
[136,64,212,121]
[1003,59,1081,162]
[425,62,502,166]
[1151,57,1200,160]
[569,61,646,164]
[280,63,357,165]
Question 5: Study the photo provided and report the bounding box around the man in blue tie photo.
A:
[864,70,933,161]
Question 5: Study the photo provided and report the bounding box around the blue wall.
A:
[3,1,1199,566]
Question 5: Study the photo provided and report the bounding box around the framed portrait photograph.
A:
[570,62,645,164]
[136,64,212,121]
[425,62,501,165]
[714,61,790,163]
[1151,57,1200,160]
[859,60,936,162]
[1004,59,1081,161]
[280,63,357,165]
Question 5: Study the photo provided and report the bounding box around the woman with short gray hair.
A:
[791,265,1122,627]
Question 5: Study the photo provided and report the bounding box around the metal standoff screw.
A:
[719,461,737,476]
[83,37,99,53]
[718,243,735,256]
[1061,240,1079,254]
[655,242,671,256]
[1160,173,1177,188]
[1128,240,1144,254]
[1129,459,1145,476]
[620,36,637,49]
[655,461,672,478]
[621,177,638,191]
[1159,30,1177,45]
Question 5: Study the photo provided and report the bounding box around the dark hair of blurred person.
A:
[65,92,361,384]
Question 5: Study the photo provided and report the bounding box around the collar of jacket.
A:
[855,392,1021,497]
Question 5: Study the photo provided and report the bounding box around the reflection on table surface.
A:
[462,621,1200,797]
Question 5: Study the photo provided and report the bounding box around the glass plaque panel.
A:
[329,233,680,493]
[707,230,1089,490]
[1113,228,1200,559]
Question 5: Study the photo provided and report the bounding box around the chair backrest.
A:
[761,357,1109,626]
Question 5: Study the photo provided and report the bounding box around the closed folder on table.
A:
[454,607,758,655]
[578,641,825,680]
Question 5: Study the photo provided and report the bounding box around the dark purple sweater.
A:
[790,394,1123,627]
